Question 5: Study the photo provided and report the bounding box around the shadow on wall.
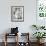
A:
[2,28,11,34]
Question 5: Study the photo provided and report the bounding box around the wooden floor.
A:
[0,42,46,46]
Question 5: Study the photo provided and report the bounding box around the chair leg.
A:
[4,33,7,46]
[4,41,7,46]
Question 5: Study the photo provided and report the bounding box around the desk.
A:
[4,33,30,46]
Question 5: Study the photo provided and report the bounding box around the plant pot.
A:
[37,39,45,44]
[40,38,45,43]
[37,39,40,43]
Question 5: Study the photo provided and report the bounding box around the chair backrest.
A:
[11,27,18,34]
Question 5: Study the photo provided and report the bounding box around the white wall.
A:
[0,0,36,42]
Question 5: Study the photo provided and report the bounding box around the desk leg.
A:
[5,41,7,46]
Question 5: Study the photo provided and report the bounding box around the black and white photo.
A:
[11,6,24,22]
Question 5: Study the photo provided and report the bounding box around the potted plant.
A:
[33,32,46,43]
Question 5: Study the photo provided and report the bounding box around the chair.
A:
[4,33,18,46]
[4,27,19,46]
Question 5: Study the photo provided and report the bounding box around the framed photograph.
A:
[11,6,24,22]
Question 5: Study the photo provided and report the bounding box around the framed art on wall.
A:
[11,6,24,22]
